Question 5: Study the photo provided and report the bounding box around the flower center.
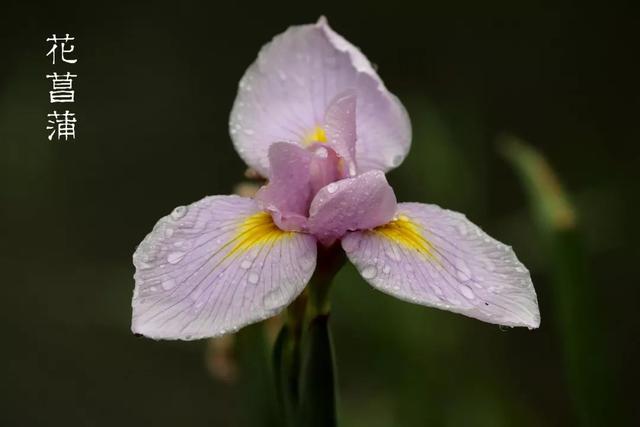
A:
[303,126,327,145]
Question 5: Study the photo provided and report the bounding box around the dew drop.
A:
[341,237,358,253]
[164,228,174,238]
[460,285,475,299]
[171,206,187,220]
[167,251,186,264]
[385,247,400,261]
[162,279,176,290]
[456,222,468,236]
[240,260,252,270]
[248,272,260,284]
[326,183,338,194]
[448,297,461,305]
[383,265,391,274]
[264,289,281,309]
[136,260,152,270]
[391,154,403,167]
[361,265,377,279]
[244,128,255,136]
[299,256,314,271]
[315,147,328,158]
[173,239,191,249]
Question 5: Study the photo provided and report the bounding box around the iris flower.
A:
[132,18,540,340]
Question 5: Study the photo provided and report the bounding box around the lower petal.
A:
[342,202,540,328]
[132,195,317,340]
[308,170,397,246]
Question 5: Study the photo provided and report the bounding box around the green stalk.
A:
[273,244,345,427]
[298,314,338,427]
[273,294,307,426]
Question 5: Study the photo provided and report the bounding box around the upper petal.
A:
[323,90,357,176]
[229,17,411,177]
[342,202,540,328]
[308,170,397,246]
[132,195,317,340]
[255,142,314,230]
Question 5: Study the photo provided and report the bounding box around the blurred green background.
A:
[1,1,638,425]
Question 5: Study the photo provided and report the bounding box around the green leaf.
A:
[500,135,625,426]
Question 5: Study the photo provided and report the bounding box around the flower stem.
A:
[273,243,345,427]
[308,245,346,318]
[298,314,338,427]
[273,293,307,426]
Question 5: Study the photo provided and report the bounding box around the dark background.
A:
[1,1,638,425]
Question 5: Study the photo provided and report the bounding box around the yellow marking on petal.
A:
[303,126,327,146]
[224,211,292,260]
[373,214,437,261]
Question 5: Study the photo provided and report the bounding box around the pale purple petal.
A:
[308,143,345,195]
[132,195,317,340]
[255,142,345,231]
[342,203,540,328]
[255,142,313,230]
[229,17,411,176]
[323,90,357,175]
[308,170,397,246]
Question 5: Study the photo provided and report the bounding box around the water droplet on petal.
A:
[167,251,186,264]
[383,265,391,274]
[171,206,187,220]
[391,154,403,167]
[385,247,400,261]
[248,272,259,284]
[314,147,328,158]
[177,239,193,250]
[460,285,475,299]
[136,260,153,270]
[456,222,468,236]
[162,279,176,290]
[361,265,377,279]
[326,183,338,194]
[299,256,314,271]
[264,289,281,309]
[341,237,358,253]
[240,260,252,270]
